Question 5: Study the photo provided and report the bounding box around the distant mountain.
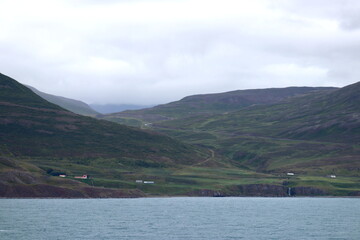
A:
[90,104,153,114]
[27,85,99,116]
[103,87,337,125]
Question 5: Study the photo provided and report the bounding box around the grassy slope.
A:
[1,73,228,197]
[164,81,360,143]
[94,82,360,196]
[2,73,293,197]
[101,87,336,126]
[147,83,360,195]
[0,73,207,164]
[0,156,147,198]
[1,72,358,196]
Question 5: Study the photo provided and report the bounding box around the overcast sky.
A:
[1,0,360,105]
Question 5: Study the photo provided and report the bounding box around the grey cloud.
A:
[1,0,359,105]
[272,0,360,30]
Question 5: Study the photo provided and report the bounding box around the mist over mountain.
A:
[26,85,99,116]
[90,104,153,114]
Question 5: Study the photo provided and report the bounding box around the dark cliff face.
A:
[291,186,327,196]
[187,184,327,197]
[349,191,360,196]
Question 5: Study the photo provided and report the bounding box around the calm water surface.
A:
[1,197,359,240]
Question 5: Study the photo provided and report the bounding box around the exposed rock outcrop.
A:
[188,184,328,197]
[228,184,288,197]
[188,189,225,197]
[349,191,360,196]
[188,184,287,197]
[291,186,327,196]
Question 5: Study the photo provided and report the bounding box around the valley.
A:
[1,72,359,197]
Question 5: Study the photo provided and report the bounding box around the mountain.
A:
[90,104,153,114]
[0,73,206,162]
[152,82,360,177]
[100,82,359,196]
[27,85,99,116]
[0,73,221,197]
[159,81,359,143]
[102,87,336,126]
[1,72,359,197]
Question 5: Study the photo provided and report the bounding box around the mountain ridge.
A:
[26,85,99,116]
[102,86,337,126]
[151,81,360,175]
[90,104,153,114]
[0,72,205,162]
[1,72,359,197]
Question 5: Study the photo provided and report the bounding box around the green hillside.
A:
[101,87,336,127]
[0,73,205,163]
[157,81,359,143]
[152,82,360,177]
[1,73,230,197]
[27,85,99,116]
[1,72,359,197]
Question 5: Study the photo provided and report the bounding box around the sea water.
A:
[1,197,359,240]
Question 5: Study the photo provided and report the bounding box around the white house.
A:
[144,181,155,184]
[74,175,88,179]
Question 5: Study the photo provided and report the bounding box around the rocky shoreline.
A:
[1,183,359,198]
[187,184,330,197]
